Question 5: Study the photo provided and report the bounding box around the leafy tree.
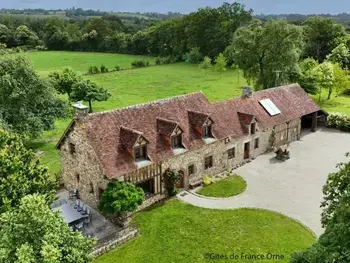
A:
[298,58,320,94]
[71,80,111,113]
[229,20,303,89]
[0,24,13,47]
[0,194,96,263]
[314,61,335,101]
[214,53,227,78]
[46,29,70,50]
[49,68,80,98]
[198,56,212,76]
[14,25,40,46]
[326,43,350,69]
[333,63,350,96]
[0,56,67,138]
[98,180,144,225]
[188,47,203,64]
[0,129,56,213]
[131,30,150,55]
[291,153,350,263]
[303,17,346,62]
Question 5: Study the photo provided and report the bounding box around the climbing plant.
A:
[163,169,181,196]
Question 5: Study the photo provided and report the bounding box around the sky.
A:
[2,0,350,15]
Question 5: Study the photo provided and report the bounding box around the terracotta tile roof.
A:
[157,118,179,136]
[61,84,320,179]
[188,110,210,127]
[119,126,144,149]
[237,112,255,126]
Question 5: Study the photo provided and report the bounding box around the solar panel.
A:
[259,99,281,116]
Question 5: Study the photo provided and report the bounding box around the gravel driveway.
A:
[177,128,350,236]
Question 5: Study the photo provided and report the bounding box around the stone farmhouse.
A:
[56,84,325,210]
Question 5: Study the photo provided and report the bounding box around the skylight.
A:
[259,99,281,116]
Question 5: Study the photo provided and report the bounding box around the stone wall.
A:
[60,121,107,209]
[162,127,272,189]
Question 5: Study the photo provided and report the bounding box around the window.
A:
[254,138,259,149]
[188,164,195,176]
[76,173,80,183]
[171,134,182,149]
[134,145,148,161]
[203,125,213,138]
[251,122,256,135]
[228,147,235,159]
[69,143,76,155]
[89,182,94,194]
[204,156,213,170]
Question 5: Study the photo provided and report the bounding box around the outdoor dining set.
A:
[51,197,92,231]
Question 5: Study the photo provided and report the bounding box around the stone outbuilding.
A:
[56,84,324,210]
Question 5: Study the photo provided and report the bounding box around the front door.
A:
[176,170,185,188]
[244,142,250,159]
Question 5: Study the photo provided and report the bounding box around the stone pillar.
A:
[311,112,317,132]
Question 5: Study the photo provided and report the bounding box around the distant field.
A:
[23,51,157,76]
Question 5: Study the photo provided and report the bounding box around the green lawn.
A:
[198,176,247,198]
[94,200,315,263]
[22,51,157,76]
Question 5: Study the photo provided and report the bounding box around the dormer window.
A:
[171,134,182,148]
[133,137,148,162]
[251,122,256,135]
[202,118,213,138]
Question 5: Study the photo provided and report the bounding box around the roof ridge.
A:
[89,91,205,117]
[120,125,143,135]
[157,117,179,125]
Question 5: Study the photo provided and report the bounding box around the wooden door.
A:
[244,142,250,159]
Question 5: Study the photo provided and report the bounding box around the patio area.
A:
[56,189,123,244]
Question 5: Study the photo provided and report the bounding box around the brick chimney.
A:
[242,86,253,98]
[73,101,89,122]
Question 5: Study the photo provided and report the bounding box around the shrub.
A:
[115,65,121,71]
[88,65,100,75]
[327,112,350,132]
[35,45,47,51]
[156,56,178,65]
[163,169,181,196]
[188,47,203,64]
[100,65,108,73]
[203,175,215,186]
[131,60,150,68]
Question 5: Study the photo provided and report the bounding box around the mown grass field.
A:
[24,51,350,176]
[198,175,247,198]
[23,51,157,76]
[94,200,315,263]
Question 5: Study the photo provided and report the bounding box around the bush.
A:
[115,65,121,71]
[100,65,108,73]
[203,175,215,186]
[88,65,100,75]
[163,169,181,196]
[156,56,178,65]
[131,60,150,68]
[35,45,47,51]
[188,47,203,64]
[326,112,350,132]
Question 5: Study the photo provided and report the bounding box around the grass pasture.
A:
[94,200,315,263]
[23,51,157,76]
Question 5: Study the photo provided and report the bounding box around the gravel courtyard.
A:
[178,128,350,236]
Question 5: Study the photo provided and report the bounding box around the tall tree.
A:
[303,17,346,62]
[0,56,67,138]
[71,80,111,113]
[229,20,303,89]
[199,56,212,76]
[0,129,56,213]
[0,194,95,263]
[314,61,335,101]
[298,58,320,94]
[49,68,80,99]
[326,43,350,69]
[291,153,350,263]
[214,53,227,78]
[333,62,350,96]
[14,25,40,46]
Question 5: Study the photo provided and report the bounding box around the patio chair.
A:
[69,188,78,201]
[77,201,84,212]
[75,221,84,231]
[83,213,91,225]
[74,200,79,209]
[81,205,88,215]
